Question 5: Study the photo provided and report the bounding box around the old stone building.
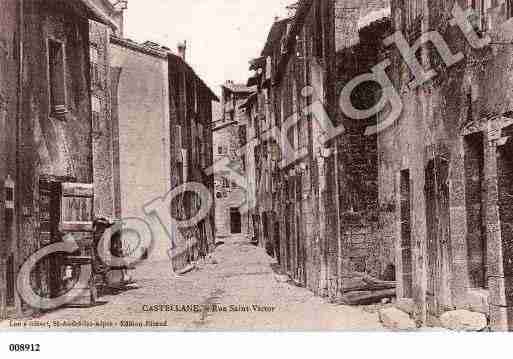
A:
[247,0,391,297]
[376,0,513,330]
[0,0,122,318]
[213,82,255,237]
[110,37,218,268]
[167,48,217,270]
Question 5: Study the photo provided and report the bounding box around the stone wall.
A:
[110,39,172,260]
[90,21,115,218]
[15,0,93,314]
[377,0,513,330]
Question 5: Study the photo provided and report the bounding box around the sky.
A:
[123,0,294,96]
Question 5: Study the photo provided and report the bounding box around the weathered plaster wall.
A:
[14,1,93,312]
[90,21,115,218]
[110,41,171,260]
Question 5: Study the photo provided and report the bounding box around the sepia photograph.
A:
[1,0,513,353]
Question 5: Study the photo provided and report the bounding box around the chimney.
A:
[177,41,187,61]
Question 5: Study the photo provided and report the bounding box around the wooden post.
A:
[486,126,511,331]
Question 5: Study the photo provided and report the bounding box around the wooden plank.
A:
[342,282,396,293]
[339,289,396,305]
[60,222,94,233]
[61,183,94,197]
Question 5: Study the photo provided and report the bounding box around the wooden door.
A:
[6,254,15,307]
[285,204,292,274]
[400,170,413,298]
[230,208,241,234]
[274,221,281,265]
[425,157,451,317]
[39,180,62,297]
[497,144,513,315]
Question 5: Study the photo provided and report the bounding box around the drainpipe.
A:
[318,152,328,296]
[14,0,24,317]
[334,140,342,295]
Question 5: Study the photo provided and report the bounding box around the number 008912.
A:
[9,344,40,352]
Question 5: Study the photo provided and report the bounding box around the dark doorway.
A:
[5,185,15,308]
[39,180,63,298]
[230,208,241,234]
[6,254,15,307]
[252,214,260,245]
[274,221,281,265]
[464,133,487,288]
[400,169,413,298]
[497,139,513,320]
[285,205,292,274]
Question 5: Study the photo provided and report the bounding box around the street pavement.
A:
[4,235,383,331]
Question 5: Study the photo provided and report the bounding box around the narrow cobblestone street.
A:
[6,236,383,331]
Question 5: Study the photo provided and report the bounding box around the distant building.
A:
[213,82,256,237]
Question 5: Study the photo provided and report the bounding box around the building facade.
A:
[377,0,513,330]
[0,0,122,318]
[213,82,255,238]
[247,0,391,297]
[110,37,217,269]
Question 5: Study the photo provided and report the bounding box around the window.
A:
[287,124,296,150]
[90,45,100,87]
[218,146,224,155]
[405,0,423,27]
[48,39,66,117]
[241,155,246,172]
[298,118,308,149]
[223,178,230,188]
[315,1,323,58]
[91,96,101,134]
[239,125,247,146]
[470,0,495,31]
